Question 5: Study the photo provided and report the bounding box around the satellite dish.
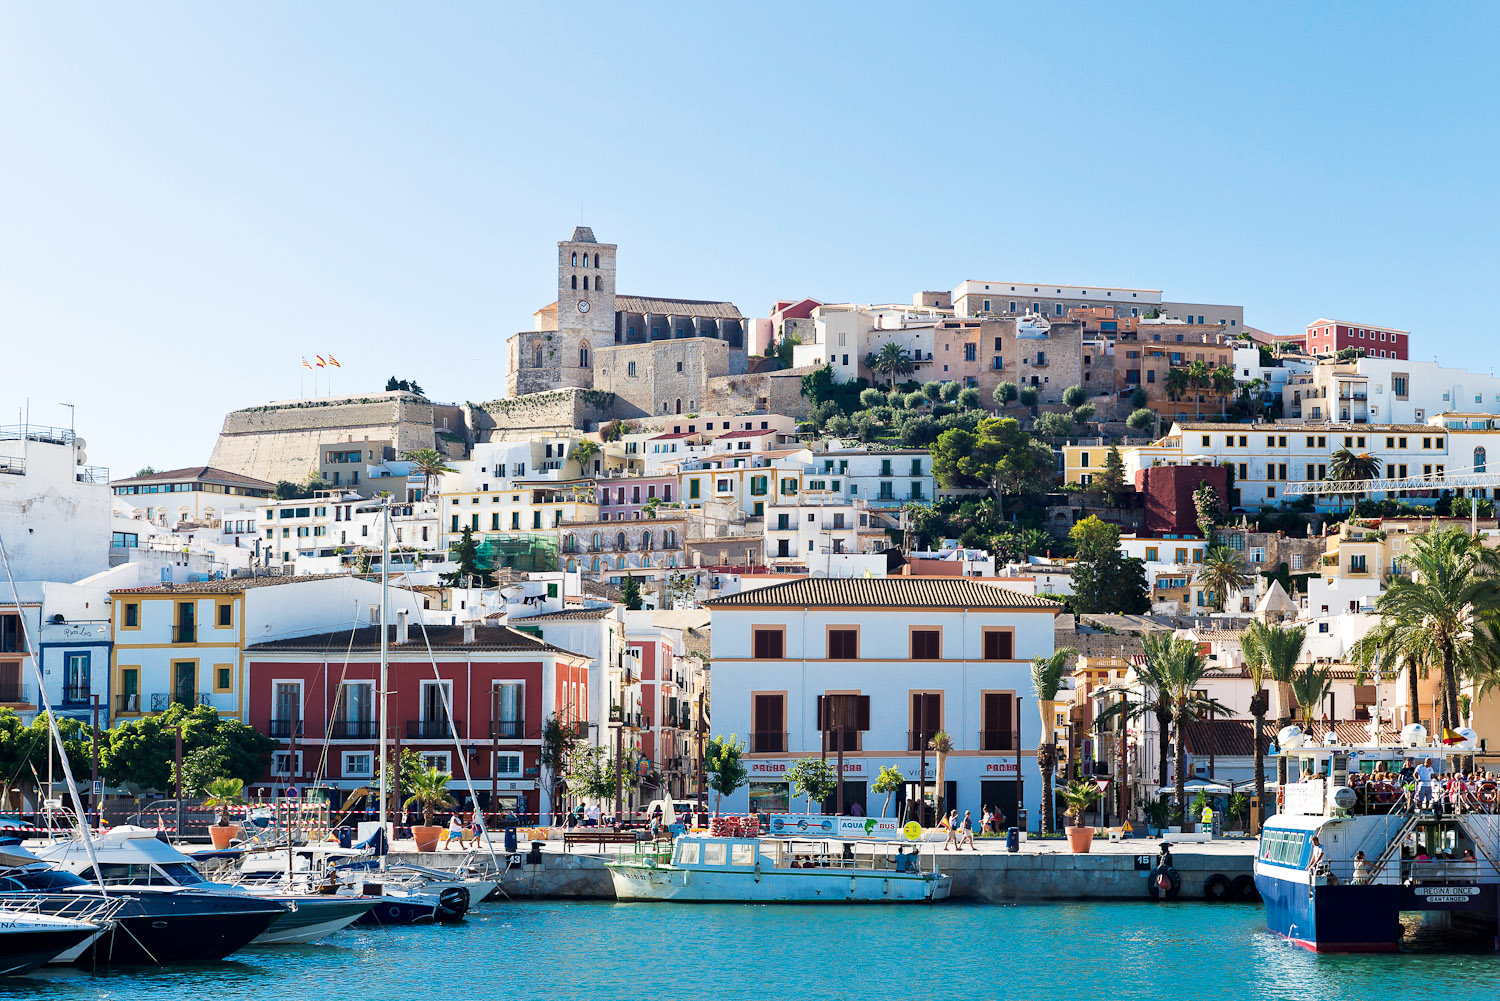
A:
[1323,731,1339,746]
[73,438,87,451]
[1277,725,1306,749]
[1455,727,1480,750]
[1400,723,1427,748]
[1332,786,1357,810]
[75,450,87,464]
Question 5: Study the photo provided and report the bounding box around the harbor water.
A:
[8,899,1500,1000]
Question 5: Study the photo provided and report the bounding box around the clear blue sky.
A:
[4,3,1497,476]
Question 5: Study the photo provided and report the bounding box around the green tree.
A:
[872,765,905,818]
[1240,620,1306,805]
[538,712,579,822]
[1290,664,1334,729]
[787,757,836,812]
[1033,412,1075,437]
[956,386,981,409]
[442,525,492,587]
[1326,447,1382,516]
[102,705,273,792]
[902,391,926,410]
[1068,517,1148,614]
[993,381,1018,406]
[1126,408,1155,433]
[1072,403,1096,424]
[923,381,945,403]
[402,448,457,499]
[134,466,157,477]
[1098,447,1128,507]
[1211,364,1237,416]
[927,731,953,817]
[567,745,620,812]
[929,417,1056,513]
[620,575,643,611]
[1193,480,1225,539]
[1186,359,1211,417]
[1062,385,1086,408]
[939,380,961,403]
[174,745,229,796]
[873,342,914,386]
[403,765,456,828]
[1196,545,1253,613]
[571,439,600,471]
[1060,779,1101,829]
[776,334,798,368]
[1130,386,1149,409]
[1018,386,1039,409]
[1031,647,1077,834]
[860,387,886,408]
[1143,633,1231,822]
[704,734,748,813]
[1164,366,1190,409]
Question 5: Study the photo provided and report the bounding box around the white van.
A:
[644,799,701,827]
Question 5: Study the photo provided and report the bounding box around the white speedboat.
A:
[606,835,951,903]
[0,907,106,975]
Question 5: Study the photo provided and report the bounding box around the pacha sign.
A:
[749,760,867,779]
[982,761,1018,776]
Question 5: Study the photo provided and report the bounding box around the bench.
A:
[563,829,640,852]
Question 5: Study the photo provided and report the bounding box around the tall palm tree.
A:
[875,341,914,387]
[1143,633,1231,823]
[928,730,953,818]
[1031,646,1077,834]
[1164,367,1190,417]
[402,448,458,500]
[1211,364,1236,417]
[1242,621,1306,796]
[1186,359,1211,418]
[1290,664,1334,730]
[1325,447,1382,518]
[1093,668,1175,794]
[1351,526,1500,731]
[1196,545,1255,613]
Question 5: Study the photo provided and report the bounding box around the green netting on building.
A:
[469,532,559,573]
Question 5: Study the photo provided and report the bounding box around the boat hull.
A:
[0,926,99,976]
[1256,865,1405,952]
[607,865,951,903]
[250,896,379,945]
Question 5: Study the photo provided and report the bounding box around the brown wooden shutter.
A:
[857,695,870,731]
[816,694,825,731]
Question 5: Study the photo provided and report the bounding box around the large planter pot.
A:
[411,825,443,852]
[1066,826,1095,853]
[208,824,240,849]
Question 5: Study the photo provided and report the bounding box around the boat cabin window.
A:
[1259,830,1307,866]
[85,863,170,885]
[676,842,700,865]
[159,862,209,885]
[731,844,756,866]
[703,843,727,866]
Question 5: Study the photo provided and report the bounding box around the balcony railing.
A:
[979,730,1015,752]
[173,625,196,644]
[269,718,303,738]
[489,719,526,739]
[750,731,786,753]
[61,686,93,706]
[407,718,461,739]
[116,693,141,714]
[151,692,209,711]
[908,730,939,752]
[0,684,30,705]
[330,720,377,739]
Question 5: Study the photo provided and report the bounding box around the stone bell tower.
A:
[554,226,618,388]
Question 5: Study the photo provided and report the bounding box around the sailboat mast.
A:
[378,496,390,849]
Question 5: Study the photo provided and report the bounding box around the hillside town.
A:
[5,223,1500,835]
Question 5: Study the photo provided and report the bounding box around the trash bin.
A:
[334,826,353,849]
[1006,827,1020,853]
[504,826,518,854]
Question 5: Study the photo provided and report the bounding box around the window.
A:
[342,752,374,778]
[217,603,232,627]
[910,628,940,659]
[1145,547,1158,561]
[752,693,786,751]
[827,628,859,659]
[909,692,942,748]
[270,751,303,777]
[62,653,90,703]
[123,603,139,629]
[982,629,1014,660]
[214,664,232,692]
[980,692,1015,751]
[752,628,785,659]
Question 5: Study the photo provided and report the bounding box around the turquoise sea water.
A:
[9,900,1500,1000]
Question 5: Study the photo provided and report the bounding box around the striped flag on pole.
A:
[327,354,341,368]
[302,356,313,370]
[315,355,327,368]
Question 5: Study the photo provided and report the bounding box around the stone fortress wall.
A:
[208,392,437,483]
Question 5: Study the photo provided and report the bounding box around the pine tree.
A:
[1099,446,1128,507]
[620,575,643,611]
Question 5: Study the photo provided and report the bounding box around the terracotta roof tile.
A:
[247,624,571,655]
[110,573,355,595]
[703,577,1061,610]
[614,295,743,320]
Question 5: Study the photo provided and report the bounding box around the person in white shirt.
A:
[1307,835,1325,872]
[586,803,601,827]
[1415,758,1437,809]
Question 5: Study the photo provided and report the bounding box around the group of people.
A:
[1338,758,1500,814]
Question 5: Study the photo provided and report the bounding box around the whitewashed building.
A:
[0,424,111,583]
[705,577,1061,825]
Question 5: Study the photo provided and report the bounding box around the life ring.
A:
[1204,874,1232,901]
[1232,874,1260,902]
[1146,865,1181,900]
[1276,788,1284,811]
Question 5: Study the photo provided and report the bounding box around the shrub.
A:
[1062,385,1086,408]
[904,391,927,410]
[1033,412,1076,437]
[956,387,981,409]
[1019,386,1039,407]
[1072,403,1096,423]
[922,381,944,402]
[1126,408,1155,432]
[940,381,961,402]
[993,381,1018,405]
[1130,387,1149,408]
[859,387,885,408]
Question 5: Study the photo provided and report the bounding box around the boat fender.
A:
[1204,874,1232,901]
[1147,865,1181,900]
[437,886,471,923]
[753,861,761,883]
[1232,874,1260,902]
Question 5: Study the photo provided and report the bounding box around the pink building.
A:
[1303,318,1409,360]
[597,474,677,521]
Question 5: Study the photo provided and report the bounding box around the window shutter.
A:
[816,694,825,731]
[857,695,871,731]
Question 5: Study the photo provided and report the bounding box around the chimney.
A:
[396,609,410,645]
[463,620,476,645]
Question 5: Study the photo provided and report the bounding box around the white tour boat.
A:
[606,834,951,903]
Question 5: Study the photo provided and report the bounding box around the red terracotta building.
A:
[244,620,588,818]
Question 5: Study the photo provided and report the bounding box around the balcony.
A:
[0,683,30,705]
[407,718,461,739]
[116,693,142,714]
[330,720,377,739]
[269,718,303,739]
[173,624,196,644]
[979,730,1015,752]
[489,719,527,739]
[750,731,786,753]
[61,686,94,707]
[150,692,208,711]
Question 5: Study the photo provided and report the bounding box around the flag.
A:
[327,354,341,368]
[1442,727,1466,745]
[315,355,327,368]
[301,356,312,370]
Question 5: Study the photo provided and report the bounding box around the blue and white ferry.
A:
[1256,724,1500,952]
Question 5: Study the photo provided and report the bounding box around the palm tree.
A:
[1186,359,1211,418]
[1031,646,1077,834]
[862,351,881,383]
[928,731,953,817]
[1351,526,1500,732]
[402,448,458,500]
[875,341,914,387]
[1196,545,1254,613]
[1290,664,1334,731]
[1143,633,1230,823]
[1325,447,1382,517]
[1164,367,1190,417]
[1241,621,1306,799]
[402,765,456,828]
[571,439,600,474]
[1211,364,1236,417]
[1092,674,1174,796]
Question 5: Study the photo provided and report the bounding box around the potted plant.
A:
[203,777,246,849]
[1142,796,1172,837]
[402,765,456,852]
[1060,779,1101,853]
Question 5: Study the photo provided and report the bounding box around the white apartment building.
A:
[706,577,1061,824]
[763,496,872,563]
[792,303,948,385]
[817,447,935,513]
[952,280,1244,328]
[0,579,113,722]
[0,424,111,584]
[258,494,440,568]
